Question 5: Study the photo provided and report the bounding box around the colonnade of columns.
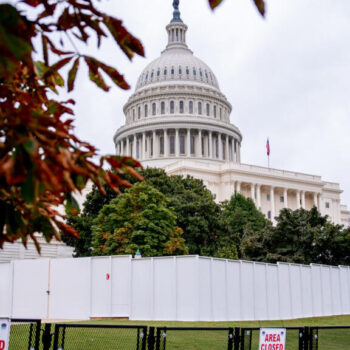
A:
[116,128,241,162]
[232,181,321,221]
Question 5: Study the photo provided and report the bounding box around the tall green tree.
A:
[241,207,350,265]
[66,167,221,256]
[219,193,270,258]
[92,182,187,257]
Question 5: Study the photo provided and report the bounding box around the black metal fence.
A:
[8,319,41,350]
[239,327,306,350]
[6,320,350,350]
[151,326,234,350]
[52,324,148,350]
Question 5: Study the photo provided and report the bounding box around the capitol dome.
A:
[114,1,242,167]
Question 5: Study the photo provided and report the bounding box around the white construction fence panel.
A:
[2,255,350,321]
[49,257,90,319]
[0,262,12,317]
[12,259,49,319]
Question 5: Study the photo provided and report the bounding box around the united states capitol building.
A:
[114,2,349,227]
[1,2,348,262]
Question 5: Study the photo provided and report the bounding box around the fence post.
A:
[34,320,41,350]
[148,327,155,350]
[141,326,147,350]
[240,328,245,350]
[233,327,240,350]
[42,323,52,350]
[227,327,234,350]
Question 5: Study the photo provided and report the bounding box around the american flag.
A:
[266,138,270,156]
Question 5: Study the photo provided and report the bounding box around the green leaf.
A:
[22,139,36,154]
[65,194,80,215]
[34,61,49,79]
[21,170,35,203]
[67,57,80,92]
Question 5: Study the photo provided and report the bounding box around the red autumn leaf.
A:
[208,0,224,10]
[253,0,266,16]
[67,57,80,92]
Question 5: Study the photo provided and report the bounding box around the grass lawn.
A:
[9,314,350,349]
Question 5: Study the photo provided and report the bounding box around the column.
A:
[164,129,168,157]
[218,134,223,160]
[237,143,241,162]
[296,190,301,209]
[126,137,130,156]
[301,191,306,209]
[187,129,191,156]
[142,132,146,160]
[175,129,179,157]
[313,193,318,208]
[225,135,229,162]
[257,184,261,209]
[270,186,275,219]
[132,135,136,158]
[317,193,321,210]
[197,129,202,157]
[236,181,241,194]
[209,131,212,158]
[121,140,124,156]
[231,139,235,161]
[251,183,255,203]
[283,188,288,208]
[152,130,157,158]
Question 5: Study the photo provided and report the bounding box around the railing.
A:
[7,320,350,349]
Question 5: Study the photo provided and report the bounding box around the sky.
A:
[50,0,350,208]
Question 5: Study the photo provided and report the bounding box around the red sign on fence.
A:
[259,328,286,350]
[0,319,10,350]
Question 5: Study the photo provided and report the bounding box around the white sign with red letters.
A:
[0,319,10,350]
[259,328,286,350]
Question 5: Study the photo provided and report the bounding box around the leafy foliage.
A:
[209,0,266,17]
[241,207,350,265]
[140,168,222,256]
[0,1,145,250]
[219,193,270,258]
[92,182,188,257]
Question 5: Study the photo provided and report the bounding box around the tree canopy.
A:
[241,207,350,265]
[91,182,187,257]
[219,193,270,258]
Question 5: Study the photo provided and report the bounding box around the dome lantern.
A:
[166,0,188,50]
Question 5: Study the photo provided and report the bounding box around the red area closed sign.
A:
[0,319,10,350]
[106,273,110,280]
[259,328,286,350]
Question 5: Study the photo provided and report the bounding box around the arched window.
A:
[152,103,156,116]
[193,68,196,76]
[170,101,174,114]
[189,101,193,114]
[179,101,184,113]
[198,102,202,115]
[179,67,182,75]
[213,105,217,118]
[206,103,210,116]
[164,68,167,76]
[219,107,222,120]
[186,67,190,75]
[161,102,165,114]
[150,71,154,80]
[157,69,160,77]
[171,67,174,75]
[138,106,141,119]
[199,70,203,78]
[145,104,148,117]
[133,109,135,121]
